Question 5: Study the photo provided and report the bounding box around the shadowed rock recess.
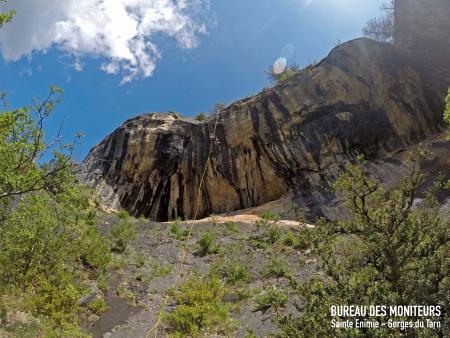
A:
[81,0,450,221]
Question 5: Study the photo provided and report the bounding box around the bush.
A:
[278,156,450,337]
[211,259,251,285]
[267,64,301,85]
[109,219,137,253]
[165,275,232,336]
[254,288,287,312]
[197,231,220,256]
[267,226,282,245]
[116,209,130,219]
[195,112,207,121]
[282,229,297,246]
[261,256,290,278]
[89,297,108,315]
[225,221,238,233]
[169,221,188,241]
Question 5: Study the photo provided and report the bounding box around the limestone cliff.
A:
[80,35,449,220]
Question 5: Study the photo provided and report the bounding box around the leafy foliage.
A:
[196,231,220,256]
[89,297,108,315]
[278,155,450,337]
[170,220,188,241]
[0,0,14,28]
[109,218,137,253]
[165,274,232,337]
[255,288,288,312]
[267,63,301,85]
[261,255,290,278]
[195,112,206,121]
[0,87,110,336]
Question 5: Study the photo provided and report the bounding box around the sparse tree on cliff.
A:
[362,1,395,42]
[0,0,14,28]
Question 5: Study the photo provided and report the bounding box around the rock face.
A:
[81,35,449,221]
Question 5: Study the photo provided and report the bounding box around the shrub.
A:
[278,156,450,337]
[254,288,287,312]
[267,226,282,245]
[267,64,301,85]
[165,275,232,336]
[282,229,298,246]
[169,221,188,241]
[211,259,251,285]
[195,112,207,121]
[109,219,137,253]
[89,297,108,315]
[116,209,130,219]
[261,256,290,278]
[225,221,238,233]
[197,231,220,256]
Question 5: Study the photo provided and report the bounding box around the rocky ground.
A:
[83,211,317,338]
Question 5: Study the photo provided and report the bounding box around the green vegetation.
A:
[165,274,233,337]
[109,218,137,253]
[196,231,220,256]
[255,288,288,312]
[261,255,290,278]
[225,221,238,233]
[169,220,188,240]
[116,209,130,219]
[148,259,173,280]
[211,258,251,285]
[277,155,450,337]
[260,210,281,222]
[89,297,108,315]
[0,0,14,28]
[267,63,301,85]
[195,112,207,121]
[0,86,111,336]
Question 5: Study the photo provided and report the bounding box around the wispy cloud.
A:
[0,0,212,83]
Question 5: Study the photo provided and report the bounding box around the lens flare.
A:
[273,57,287,75]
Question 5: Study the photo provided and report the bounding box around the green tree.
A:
[278,155,449,337]
[0,89,110,336]
[195,112,207,121]
[267,63,301,85]
[0,0,14,28]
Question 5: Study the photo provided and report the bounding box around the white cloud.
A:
[0,0,211,83]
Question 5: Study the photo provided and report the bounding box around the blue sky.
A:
[0,0,382,161]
